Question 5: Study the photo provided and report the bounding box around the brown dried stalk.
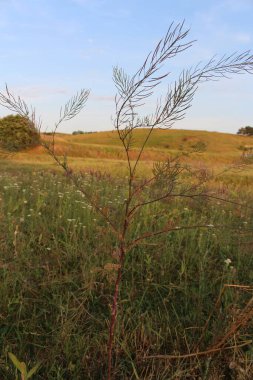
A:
[195,284,253,351]
[145,285,253,362]
[144,340,252,360]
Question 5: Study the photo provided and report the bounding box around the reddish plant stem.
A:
[107,169,132,379]
[107,246,125,380]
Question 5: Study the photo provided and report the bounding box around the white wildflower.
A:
[224,258,232,266]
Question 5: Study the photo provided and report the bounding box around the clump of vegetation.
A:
[0,114,40,151]
[191,140,207,152]
[8,352,41,380]
[72,130,97,135]
[43,132,54,136]
[72,130,85,135]
[237,125,253,136]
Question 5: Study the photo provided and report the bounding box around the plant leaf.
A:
[8,352,24,373]
[20,362,27,375]
[27,362,42,378]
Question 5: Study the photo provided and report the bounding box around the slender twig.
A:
[144,340,252,360]
[43,142,119,236]
[195,284,253,351]
[128,224,253,251]
[210,295,253,351]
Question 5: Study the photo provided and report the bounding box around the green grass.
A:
[1,167,253,379]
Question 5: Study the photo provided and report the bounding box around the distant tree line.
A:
[72,130,97,135]
[237,125,253,136]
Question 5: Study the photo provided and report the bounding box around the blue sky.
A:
[0,0,253,134]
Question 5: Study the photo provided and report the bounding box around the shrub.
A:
[237,126,253,136]
[0,114,40,151]
[191,140,207,152]
[72,130,85,135]
[72,130,96,135]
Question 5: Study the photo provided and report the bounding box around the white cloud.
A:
[234,32,251,43]
[12,86,68,99]
[222,0,253,11]
[91,94,114,102]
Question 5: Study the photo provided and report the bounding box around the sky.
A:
[0,0,253,134]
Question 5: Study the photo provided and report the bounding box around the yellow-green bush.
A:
[0,114,40,151]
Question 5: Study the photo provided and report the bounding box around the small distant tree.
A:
[237,125,253,136]
[0,114,40,151]
[72,130,85,135]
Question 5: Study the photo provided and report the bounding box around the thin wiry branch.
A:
[113,23,253,175]
[0,85,30,117]
[144,340,252,360]
[113,21,193,134]
[153,51,253,130]
[0,86,118,235]
[50,89,90,153]
[192,51,253,82]
[35,92,118,234]
[127,224,220,250]
[0,85,42,131]
[152,70,198,129]
[59,89,90,123]
[128,222,253,251]
[0,86,90,162]
[128,153,253,221]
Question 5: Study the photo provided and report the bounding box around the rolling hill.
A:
[2,129,253,176]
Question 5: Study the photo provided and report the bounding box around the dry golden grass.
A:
[3,128,253,178]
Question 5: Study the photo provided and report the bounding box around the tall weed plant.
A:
[1,21,253,379]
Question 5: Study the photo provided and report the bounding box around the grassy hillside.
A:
[2,128,253,177]
[45,129,252,151]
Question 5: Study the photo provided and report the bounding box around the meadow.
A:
[6,128,253,173]
[1,129,253,379]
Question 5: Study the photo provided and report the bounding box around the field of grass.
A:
[1,129,253,379]
[4,128,253,172]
